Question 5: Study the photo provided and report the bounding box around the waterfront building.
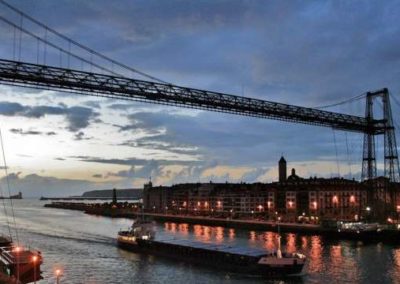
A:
[143,158,400,222]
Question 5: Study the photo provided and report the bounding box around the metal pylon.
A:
[361,92,376,181]
[361,88,400,182]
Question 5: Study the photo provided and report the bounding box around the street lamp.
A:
[55,269,62,284]
[32,255,38,284]
[14,246,21,284]
[366,206,371,221]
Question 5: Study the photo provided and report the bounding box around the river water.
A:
[0,200,399,283]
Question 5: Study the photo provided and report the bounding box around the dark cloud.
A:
[10,128,57,136]
[108,103,133,111]
[0,102,26,116]
[74,131,92,141]
[106,166,135,178]
[92,174,103,178]
[65,106,99,131]
[0,102,99,131]
[70,155,199,166]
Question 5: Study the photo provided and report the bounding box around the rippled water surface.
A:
[0,200,400,283]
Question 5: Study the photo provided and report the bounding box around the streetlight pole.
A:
[32,255,38,284]
[55,269,62,284]
[14,246,21,284]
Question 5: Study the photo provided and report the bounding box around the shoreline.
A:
[44,202,400,242]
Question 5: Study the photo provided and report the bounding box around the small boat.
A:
[117,220,306,277]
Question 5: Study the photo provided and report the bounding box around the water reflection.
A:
[158,222,400,283]
[308,236,323,273]
[5,201,400,283]
[215,226,224,243]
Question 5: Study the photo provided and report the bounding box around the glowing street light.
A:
[55,269,62,284]
[14,246,21,283]
[32,255,38,284]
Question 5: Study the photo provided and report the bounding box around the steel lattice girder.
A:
[0,59,386,134]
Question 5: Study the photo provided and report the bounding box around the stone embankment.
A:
[44,201,400,242]
[44,202,324,233]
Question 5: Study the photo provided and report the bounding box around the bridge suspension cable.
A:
[314,92,367,109]
[0,0,167,83]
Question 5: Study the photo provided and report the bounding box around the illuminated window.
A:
[313,201,317,209]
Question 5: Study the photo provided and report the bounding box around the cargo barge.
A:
[117,220,306,277]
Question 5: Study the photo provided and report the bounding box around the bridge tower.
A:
[361,88,400,182]
[361,88,400,219]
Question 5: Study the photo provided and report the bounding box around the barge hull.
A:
[118,238,304,276]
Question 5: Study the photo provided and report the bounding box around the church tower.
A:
[279,156,287,182]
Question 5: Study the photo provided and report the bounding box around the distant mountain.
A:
[82,188,142,199]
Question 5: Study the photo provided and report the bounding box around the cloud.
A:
[74,131,92,141]
[9,128,57,136]
[70,156,199,166]
[1,0,399,188]
[65,106,99,131]
[0,102,99,132]
[1,172,99,197]
[106,166,135,178]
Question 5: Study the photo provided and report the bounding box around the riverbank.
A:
[44,201,400,242]
[44,202,323,233]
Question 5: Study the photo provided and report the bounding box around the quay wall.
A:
[44,202,327,234]
[44,202,400,241]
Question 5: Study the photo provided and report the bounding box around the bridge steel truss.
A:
[0,59,375,132]
[0,60,398,180]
